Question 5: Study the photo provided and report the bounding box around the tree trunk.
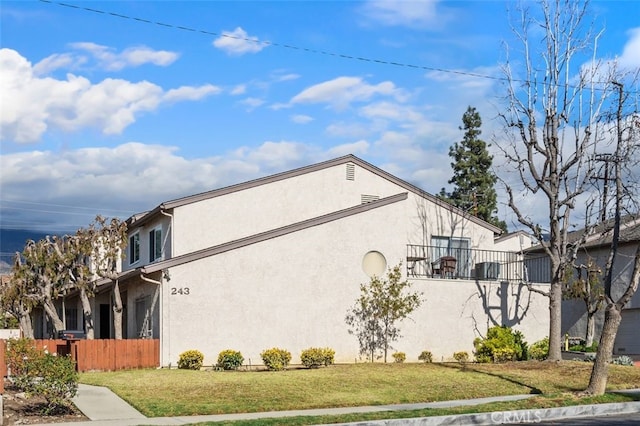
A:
[585,312,596,348]
[42,298,64,334]
[112,279,123,340]
[585,304,622,395]
[79,288,94,339]
[548,281,563,361]
[18,310,34,339]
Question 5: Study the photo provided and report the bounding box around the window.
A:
[65,307,78,330]
[431,236,470,277]
[149,228,162,262]
[129,233,140,265]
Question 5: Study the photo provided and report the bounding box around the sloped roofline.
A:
[129,192,408,275]
[127,154,502,234]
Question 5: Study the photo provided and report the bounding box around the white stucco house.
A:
[35,155,551,366]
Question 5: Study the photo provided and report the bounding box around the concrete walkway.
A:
[30,385,640,426]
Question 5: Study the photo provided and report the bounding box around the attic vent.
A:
[361,194,380,204]
[346,163,355,180]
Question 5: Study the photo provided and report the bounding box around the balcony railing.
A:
[406,244,550,283]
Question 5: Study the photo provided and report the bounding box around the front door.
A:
[99,304,111,339]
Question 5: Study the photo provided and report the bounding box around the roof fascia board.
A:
[141,192,408,274]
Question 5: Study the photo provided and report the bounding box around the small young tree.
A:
[439,106,506,232]
[562,257,603,347]
[345,264,422,362]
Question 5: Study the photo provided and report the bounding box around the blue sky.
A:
[1,0,639,237]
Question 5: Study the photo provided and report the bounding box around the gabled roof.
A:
[127,154,503,234]
[122,192,408,278]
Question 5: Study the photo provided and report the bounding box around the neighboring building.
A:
[32,155,550,366]
[561,216,640,355]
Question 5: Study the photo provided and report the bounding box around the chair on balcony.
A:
[432,256,457,278]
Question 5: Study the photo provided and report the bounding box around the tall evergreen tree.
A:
[440,106,507,232]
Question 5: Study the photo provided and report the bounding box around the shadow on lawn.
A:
[437,362,543,395]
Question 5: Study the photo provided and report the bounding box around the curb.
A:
[327,401,640,425]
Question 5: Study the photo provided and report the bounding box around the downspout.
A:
[140,272,165,367]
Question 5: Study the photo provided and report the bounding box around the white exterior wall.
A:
[170,163,472,256]
[155,198,548,367]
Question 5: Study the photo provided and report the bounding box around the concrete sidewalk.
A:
[30,385,640,426]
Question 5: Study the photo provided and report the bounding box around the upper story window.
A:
[149,227,162,262]
[129,233,140,265]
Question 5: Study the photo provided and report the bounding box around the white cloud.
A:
[328,140,370,157]
[619,27,640,69]
[291,114,313,124]
[163,85,221,103]
[359,0,443,29]
[0,48,219,143]
[34,43,179,74]
[239,97,265,111]
[231,84,247,95]
[213,27,266,56]
[33,53,80,75]
[291,76,403,110]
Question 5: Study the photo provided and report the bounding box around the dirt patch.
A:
[2,382,89,425]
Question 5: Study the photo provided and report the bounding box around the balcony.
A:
[406,244,550,283]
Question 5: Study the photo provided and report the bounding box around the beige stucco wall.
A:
[153,199,549,367]
[170,163,406,256]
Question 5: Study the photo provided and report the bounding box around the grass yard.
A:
[79,361,640,422]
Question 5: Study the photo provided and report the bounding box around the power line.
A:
[38,0,636,94]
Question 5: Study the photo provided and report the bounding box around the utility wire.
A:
[39,0,636,93]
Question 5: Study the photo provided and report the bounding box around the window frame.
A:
[149,227,162,263]
[129,232,140,265]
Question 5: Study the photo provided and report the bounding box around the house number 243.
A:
[171,287,190,295]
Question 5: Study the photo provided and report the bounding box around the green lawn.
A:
[79,360,640,422]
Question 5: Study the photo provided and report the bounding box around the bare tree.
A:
[20,237,73,335]
[497,0,610,360]
[0,255,39,338]
[585,82,640,395]
[89,216,128,339]
[562,257,603,347]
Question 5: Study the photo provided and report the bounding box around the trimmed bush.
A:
[612,355,634,366]
[6,338,78,414]
[177,349,204,370]
[473,326,528,363]
[216,349,244,370]
[300,347,335,369]
[528,337,549,361]
[261,347,292,371]
[453,351,469,363]
[418,350,433,363]
[392,352,406,363]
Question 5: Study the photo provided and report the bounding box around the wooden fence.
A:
[0,338,160,392]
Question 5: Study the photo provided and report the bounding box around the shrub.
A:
[6,338,41,380]
[6,339,78,414]
[583,353,597,363]
[392,352,406,363]
[453,351,469,363]
[261,347,292,371]
[29,351,78,413]
[612,355,634,366]
[216,349,244,370]
[529,337,549,361]
[300,347,335,369]
[177,349,204,370]
[418,350,433,363]
[473,326,528,363]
